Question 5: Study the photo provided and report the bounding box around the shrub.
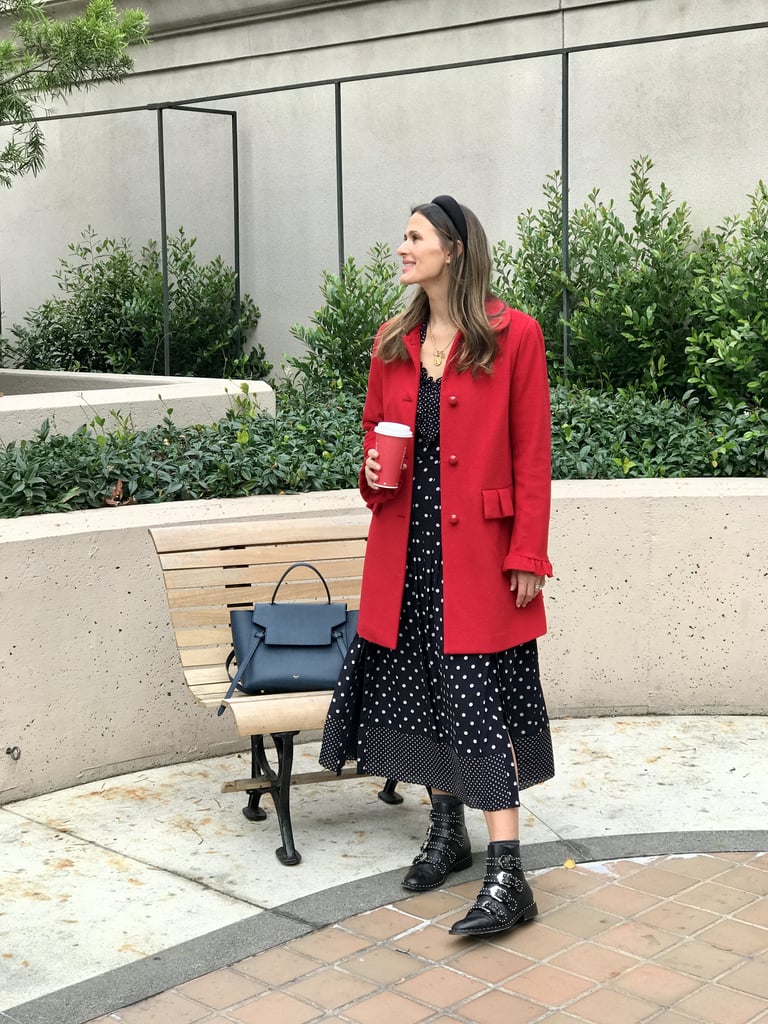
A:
[285,243,405,393]
[3,227,270,379]
[686,181,768,405]
[566,160,696,395]
[494,157,698,395]
[493,172,568,371]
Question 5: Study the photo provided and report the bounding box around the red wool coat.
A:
[356,299,553,654]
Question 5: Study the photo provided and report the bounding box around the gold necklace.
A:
[428,322,450,367]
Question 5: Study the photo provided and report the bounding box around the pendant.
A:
[433,349,444,367]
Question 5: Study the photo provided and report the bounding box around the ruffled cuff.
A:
[359,466,399,509]
[502,552,554,577]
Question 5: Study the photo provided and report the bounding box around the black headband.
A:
[431,194,468,250]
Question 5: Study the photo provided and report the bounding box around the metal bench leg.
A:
[378,778,403,804]
[242,734,269,822]
[271,731,301,866]
[240,739,400,866]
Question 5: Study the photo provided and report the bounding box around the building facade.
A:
[1,0,766,366]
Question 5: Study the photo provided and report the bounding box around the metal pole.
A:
[561,50,571,381]
[334,82,345,273]
[231,111,242,342]
[156,107,171,376]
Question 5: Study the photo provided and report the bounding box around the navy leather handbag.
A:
[218,561,358,715]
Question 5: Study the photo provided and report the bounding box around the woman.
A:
[319,195,554,937]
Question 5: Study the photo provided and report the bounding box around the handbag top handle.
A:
[270,561,333,605]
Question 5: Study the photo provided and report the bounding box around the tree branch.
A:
[0,59,50,90]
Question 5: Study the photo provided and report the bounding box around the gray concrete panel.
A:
[341,57,562,261]
[568,28,768,230]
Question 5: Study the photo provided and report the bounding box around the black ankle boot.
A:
[449,840,537,936]
[401,793,472,891]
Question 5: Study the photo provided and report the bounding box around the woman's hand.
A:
[364,448,381,489]
[509,570,546,608]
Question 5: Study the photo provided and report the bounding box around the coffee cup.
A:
[373,421,413,488]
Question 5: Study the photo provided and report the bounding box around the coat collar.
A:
[400,296,511,364]
[403,322,423,366]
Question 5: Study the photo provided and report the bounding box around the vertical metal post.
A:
[156,107,171,376]
[231,111,242,339]
[561,50,571,380]
[334,82,345,273]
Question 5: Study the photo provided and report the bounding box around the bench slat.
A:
[192,690,232,706]
[163,565,364,605]
[150,514,370,554]
[185,665,232,687]
[171,608,237,628]
[174,625,232,648]
[222,691,333,735]
[170,590,361,628]
[162,555,365,590]
[167,584,272,610]
[167,581,363,610]
[180,645,232,668]
[158,538,367,573]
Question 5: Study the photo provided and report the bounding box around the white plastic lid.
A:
[375,421,413,437]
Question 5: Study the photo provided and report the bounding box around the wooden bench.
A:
[149,511,401,866]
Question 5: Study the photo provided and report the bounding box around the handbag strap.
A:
[270,561,332,605]
[332,625,349,660]
[217,627,266,716]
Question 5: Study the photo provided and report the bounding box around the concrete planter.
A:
[0,370,274,444]
[1,479,766,803]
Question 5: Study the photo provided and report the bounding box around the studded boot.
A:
[401,793,472,891]
[449,840,538,936]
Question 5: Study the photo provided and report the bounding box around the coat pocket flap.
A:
[481,485,515,519]
[254,602,349,646]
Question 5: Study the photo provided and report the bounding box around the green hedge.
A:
[550,388,768,479]
[1,385,766,518]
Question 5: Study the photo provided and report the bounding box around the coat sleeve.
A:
[502,316,554,577]
[359,329,400,509]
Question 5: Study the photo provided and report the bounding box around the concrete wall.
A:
[0,370,183,395]
[1,0,766,369]
[2,479,767,803]
[0,371,274,443]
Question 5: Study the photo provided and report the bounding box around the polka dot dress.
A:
[319,332,555,810]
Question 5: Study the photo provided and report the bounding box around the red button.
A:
[448,395,458,406]
[448,455,458,465]
[449,514,459,525]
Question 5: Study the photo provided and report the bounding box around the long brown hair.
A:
[376,200,501,373]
